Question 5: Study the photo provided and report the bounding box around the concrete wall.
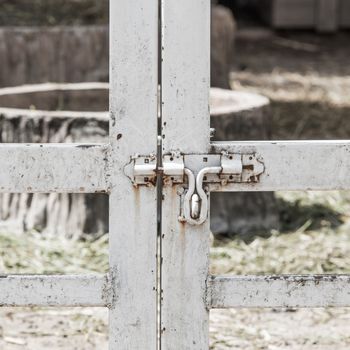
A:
[260,0,350,32]
[0,26,109,87]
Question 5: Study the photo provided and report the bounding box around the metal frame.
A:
[158,0,350,349]
[0,1,160,349]
[0,1,349,349]
[160,0,211,348]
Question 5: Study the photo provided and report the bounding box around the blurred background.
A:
[0,0,350,349]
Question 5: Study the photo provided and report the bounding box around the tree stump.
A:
[211,4,237,89]
[0,17,235,89]
[0,83,109,238]
[210,88,280,240]
[0,26,109,88]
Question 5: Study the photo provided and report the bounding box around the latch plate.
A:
[220,153,243,183]
[163,154,184,184]
[241,154,265,183]
[133,155,157,185]
[199,153,264,185]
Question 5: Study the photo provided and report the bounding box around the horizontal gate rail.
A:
[0,274,110,307]
[0,144,109,193]
[211,140,350,191]
[209,275,350,308]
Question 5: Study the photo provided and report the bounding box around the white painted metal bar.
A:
[211,141,350,191]
[0,274,109,307]
[209,275,350,308]
[0,143,109,193]
[109,0,159,348]
[161,0,211,348]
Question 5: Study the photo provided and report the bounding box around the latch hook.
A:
[183,166,222,225]
[182,168,200,225]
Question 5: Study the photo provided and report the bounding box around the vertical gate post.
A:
[160,0,211,348]
[109,0,159,348]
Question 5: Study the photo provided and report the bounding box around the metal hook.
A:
[182,166,222,226]
[195,166,222,225]
[183,168,201,225]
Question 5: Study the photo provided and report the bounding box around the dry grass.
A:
[0,191,349,277]
[0,190,350,349]
[0,231,108,274]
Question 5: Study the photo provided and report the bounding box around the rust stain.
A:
[76,144,98,149]
[179,220,186,237]
[133,186,141,221]
[261,275,347,284]
[243,165,254,171]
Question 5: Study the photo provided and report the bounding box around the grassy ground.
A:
[233,32,350,140]
[1,191,349,277]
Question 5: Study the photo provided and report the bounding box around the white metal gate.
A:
[2,0,350,349]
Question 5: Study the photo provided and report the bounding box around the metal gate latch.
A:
[168,152,264,226]
[129,152,264,225]
[131,154,157,186]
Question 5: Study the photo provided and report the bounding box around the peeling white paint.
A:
[0,143,110,193]
[108,0,159,348]
[0,274,109,307]
[160,0,211,349]
[211,141,350,191]
[209,275,350,308]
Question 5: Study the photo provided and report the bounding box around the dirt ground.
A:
[1,30,350,349]
[0,307,349,350]
[233,31,350,140]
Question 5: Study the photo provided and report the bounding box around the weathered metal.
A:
[211,141,350,191]
[160,0,211,348]
[209,275,350,308]
[0,274,110,307]
[133,152,264,225]
[0,143,109,193]
[108,0,159,348]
